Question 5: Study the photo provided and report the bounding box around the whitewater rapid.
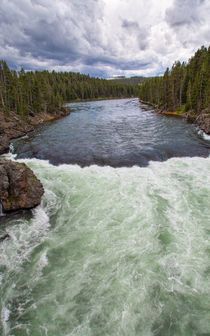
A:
[0,156,210,335]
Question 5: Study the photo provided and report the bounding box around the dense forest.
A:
[0,46,209,132]
[0,62,138,116]
[139,46,210,117]
[110,76,149,85]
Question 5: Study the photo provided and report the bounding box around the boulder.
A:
[0,135,10,155]
[0,159,44,212]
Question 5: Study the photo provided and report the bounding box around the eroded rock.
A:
[0,159,44,212]
[0,135,10,155]
[196,112,210,135]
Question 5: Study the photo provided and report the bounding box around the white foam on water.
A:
[0,142,17,161]
[9,143,14,154]
[1,306,10,334]
[197,127,210,140]
[39,250,48,269]
[203,132,210,140]
[1,151,17,161]
[19,134,29,140]
[0,156,210,336]
[0,206,50,271]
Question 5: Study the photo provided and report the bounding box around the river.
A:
[0,98,210,335]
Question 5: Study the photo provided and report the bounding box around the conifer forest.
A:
[0,64,138,116]
[139,46,210,117]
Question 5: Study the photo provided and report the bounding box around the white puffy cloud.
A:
[0,0,209,77]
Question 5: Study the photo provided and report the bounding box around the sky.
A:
[0,0,209,78]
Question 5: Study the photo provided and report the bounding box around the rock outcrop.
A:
[0,135,10,155]
[0,106,71,155]
[196,112,210,135]
[0,159,44,212]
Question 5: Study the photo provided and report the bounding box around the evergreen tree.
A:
[139,46,210,116]
[0,61,139,117]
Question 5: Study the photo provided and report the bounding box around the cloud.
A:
[0,0,209,77]
[165,0,210,49]
[121,19,149,50]
[122,20,139,30]
[166,0,205,27]
[0,0,104,68]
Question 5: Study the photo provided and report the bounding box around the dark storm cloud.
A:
[165,0,209,50]
[0,0,152,74]
[121,19,149,51]
[0,0,209,77]
[84,54,149,70]
[166,0,206,27]
[22,23,80,62]
[122,19,139,30]
[0,0,105,69]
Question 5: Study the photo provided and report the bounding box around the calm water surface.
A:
[13,99,210,166]
[0,99,210,336]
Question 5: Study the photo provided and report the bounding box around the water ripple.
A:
[13,98,210,167]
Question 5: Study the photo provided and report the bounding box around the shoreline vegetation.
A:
[139,99,185,117]
[139,46,210,134]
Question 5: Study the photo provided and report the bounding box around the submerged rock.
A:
[0,159,44,212]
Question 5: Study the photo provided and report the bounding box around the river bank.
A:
[0,107,70,155]
[139,99,210,134]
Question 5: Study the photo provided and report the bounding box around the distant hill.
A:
[107,76,150,85]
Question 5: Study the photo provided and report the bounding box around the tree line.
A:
[139,46,210,115]
[0,62,138,116]
[110,76,150,85]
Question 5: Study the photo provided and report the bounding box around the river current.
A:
[0,99,210,335]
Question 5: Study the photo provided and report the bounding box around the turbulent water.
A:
[0,99,210,336]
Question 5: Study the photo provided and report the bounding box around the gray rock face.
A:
[0,159,44,212]
[0,135,10,155]
[196,112,210,135]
